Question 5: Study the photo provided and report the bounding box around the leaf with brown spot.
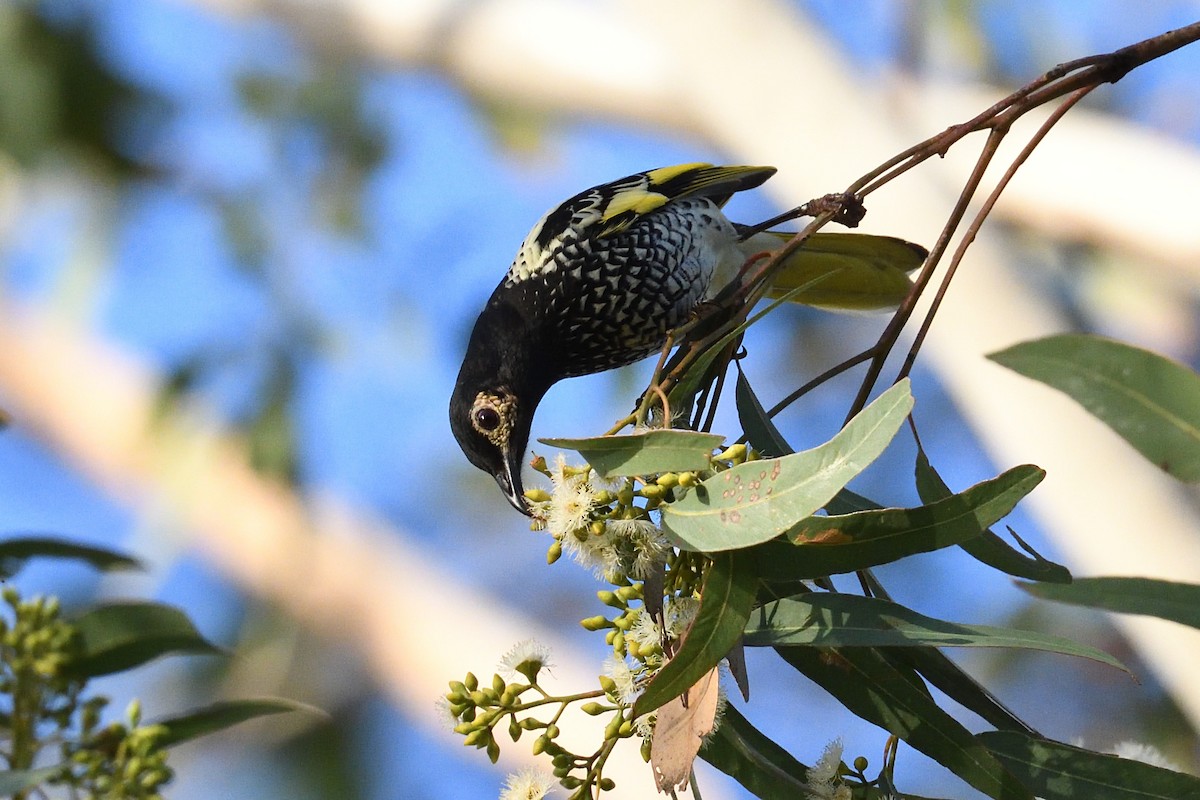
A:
[662,380,914,552]
[651,665,721,793]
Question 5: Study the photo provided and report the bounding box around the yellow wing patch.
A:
[594,163,776,239]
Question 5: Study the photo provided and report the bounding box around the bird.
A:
[450,163,924,515]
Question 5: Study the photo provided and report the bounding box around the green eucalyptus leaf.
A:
[155,698,327,748]
[67,601,223,678]
[746,593,1128,673]
[698,704,810,799]
[887,647,1035,735]
[914,450,1070,583]
[763,232,925,311]
[0,766,64,794]
[988,334,1200,481]
[779,646,1032,800]
[662,379,913,551]
[978,731,1200,800]
[1019,576,1200,629]
[734,368,793,458]
[539,430,724,477]
[749,464,1043,579]
[0,536,141,580]
[633,551,756,718]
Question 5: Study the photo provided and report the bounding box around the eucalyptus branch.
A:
[752,20,1200,423]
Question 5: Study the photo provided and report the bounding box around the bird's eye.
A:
[474,406,502,433]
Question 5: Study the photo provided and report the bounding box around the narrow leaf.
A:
[779,646,1032,799]
[662,379,913,551]
[155,698,326,748]
[1019,577,1200,629]
[915,450,1070,583]
[749,464,1044,580]
[887,647,1036,735]
[747,593,1128,673]
[699,704,811,800]
[67,601,222,678]
[0,536,141,580]
[540,430,724,477]
[0,766,64,794]
[634,551,756,717]
[979,731,1200,800]
[989,334,1200,481]
[734,367,793,458]
[763,232,925,311]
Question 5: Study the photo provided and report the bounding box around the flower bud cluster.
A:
[0,586,175,797]
[66,701,174,798]
[0,587,79,700]
[525,445,755,584]
[454,444,760,796]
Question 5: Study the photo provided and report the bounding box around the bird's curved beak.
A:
[496,450,531,516]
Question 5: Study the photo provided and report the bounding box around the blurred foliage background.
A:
[0,1,1198,798]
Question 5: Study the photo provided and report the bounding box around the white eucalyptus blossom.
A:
[498,639,554,681]
[602,654,641,705]
[803,738,846,800]
[498,766,557,800]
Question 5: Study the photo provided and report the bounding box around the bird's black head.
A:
[450,296,552,516]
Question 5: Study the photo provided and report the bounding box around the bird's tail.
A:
[740,231,927,312]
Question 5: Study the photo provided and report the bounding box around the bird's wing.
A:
[533,163,776,246]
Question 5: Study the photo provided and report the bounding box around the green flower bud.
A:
[532,734,550,755]
[492,674,506,694]
[854,755,869,772]
[640,737,653,762]
[715,443,747,463]
[561,776,583,789]
[639,484,665,500]
[464,672,479,692]
[611,630,625,653]
[618,719,634,737]
[603,714,623,740]
[463,729,487,747]
[616,584,642,602]
[523,488,551,503]
[580,702,608,716]
[656,472,679,488]
[617,486,635,506]
[599,778,616,791]
[580,615,611,631]
[547,540,563,564]
[508,718,522,742]
[545,723,560,740]
[518,717,545,730]
[486,736,501,764]
[597,675,617,694]
[596,590,624,608]
[126,700,142,727]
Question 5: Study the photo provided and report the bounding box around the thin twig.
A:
[898,85,1099,382]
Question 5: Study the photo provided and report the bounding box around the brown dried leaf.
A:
[650,664,720,793]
